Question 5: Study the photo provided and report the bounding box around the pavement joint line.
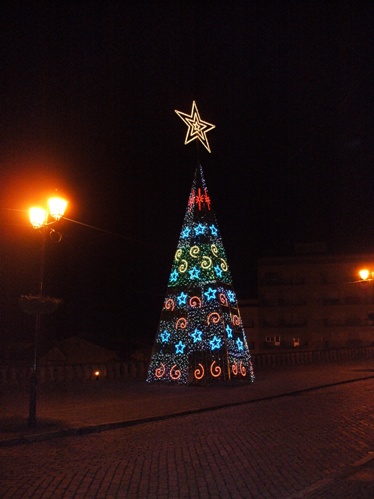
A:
[1,374,373,448]
[287,452,374,498]
[287,476,334,498]
[352,452,374,467]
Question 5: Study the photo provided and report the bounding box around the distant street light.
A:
[21,195,67,428]
[357,268,374,327]
[359,269,371,281]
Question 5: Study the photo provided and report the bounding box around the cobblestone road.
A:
[0,378,373,498]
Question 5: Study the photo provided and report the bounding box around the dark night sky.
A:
[1,1,374,348]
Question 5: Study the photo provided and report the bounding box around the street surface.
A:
[0,374,373,498]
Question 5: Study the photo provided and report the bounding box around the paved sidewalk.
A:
[0,358,373,447]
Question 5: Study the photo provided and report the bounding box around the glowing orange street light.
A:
[24,194,68,428]
[29,196,68,229]
[48,196,68,221]
[359,269,370,281]
[29,207,48,229]
[359,269,372,281]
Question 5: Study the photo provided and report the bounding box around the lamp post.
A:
[358,268,374,328]
[21,196,67,428]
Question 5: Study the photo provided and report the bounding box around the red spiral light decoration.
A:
[170,364,182,380]
[164,299,175,311]
[155,363,166,379]
[232,362,238,376]
[240,361,247,376]
[189,296,202,308]
[194,363,205,380]
[232,315,241,326]
[176,317,187,329]
[210,361,221,378]
[207,312,220,325]
[219,293,228,306]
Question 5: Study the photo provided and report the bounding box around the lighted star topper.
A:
[175,101,216,153]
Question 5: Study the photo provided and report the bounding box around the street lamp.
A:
[21,195,67,428]
[357,268,374,329]
[358,269,374,281]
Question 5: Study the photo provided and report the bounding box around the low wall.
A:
[0,346,373,386]
[0,360,149,387]
[251,345,374,368]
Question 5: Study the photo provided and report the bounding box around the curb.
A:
[1,374,373,448]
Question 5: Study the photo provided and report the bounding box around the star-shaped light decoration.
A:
[175,101,216,153]
[214,265,223,278]
[209,335,222,350]
[160,330,170,343]
[188,266,200,280]
[194,223,206,236]
[191,328,203,343]
[175,341,186,354]
[181,227,191,239]
[236,337,244,351]
[209,224,218,237]
[204,287,216,302]
[226,324,233,338]
[177,292,188,306]
[169,269,179,283]
[227,290,236,303]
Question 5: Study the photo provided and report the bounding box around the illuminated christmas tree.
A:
[147,102,254,385]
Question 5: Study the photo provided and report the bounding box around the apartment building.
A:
[239,246,374,352]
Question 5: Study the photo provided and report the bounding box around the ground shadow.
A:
[0,416,66,435]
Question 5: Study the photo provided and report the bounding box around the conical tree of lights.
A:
[146,164,255,385]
